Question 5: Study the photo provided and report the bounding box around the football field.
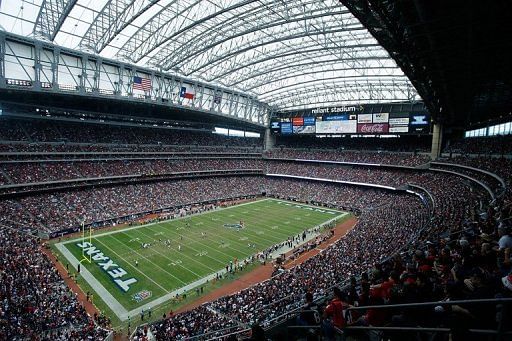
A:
[55,198,347,321]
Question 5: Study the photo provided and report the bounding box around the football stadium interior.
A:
[0,1,511,340]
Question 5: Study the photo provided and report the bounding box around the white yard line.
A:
[123,228,216,274]
[164,224,250,259]
[140,224,237,266]
[269,198,342,214]
[62,198,272,243]
[98,236,185,287]
[266,213,347,260]
[124,213,350,320]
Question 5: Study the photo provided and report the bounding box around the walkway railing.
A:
[337,298,512,341]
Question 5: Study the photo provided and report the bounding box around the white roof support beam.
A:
[79,0,160,54]
[33,0,78,41]
[2,0,421,112]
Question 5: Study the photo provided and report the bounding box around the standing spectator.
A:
[297,292,320,326]
[248,323,266,341]
[322,287,350,339]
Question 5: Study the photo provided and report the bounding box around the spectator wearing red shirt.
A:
[322,287,350,339]
[375,271,400,301]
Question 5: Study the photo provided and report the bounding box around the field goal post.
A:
[80,220,92,264]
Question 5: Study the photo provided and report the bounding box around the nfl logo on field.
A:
[132,290,152,302]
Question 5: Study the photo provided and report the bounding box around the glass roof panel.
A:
[0,0,420,111]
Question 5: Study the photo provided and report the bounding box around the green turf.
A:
[50,245,263,332]
[59,198,346,313]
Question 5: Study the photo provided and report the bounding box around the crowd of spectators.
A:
[430,161,506,197]
[0,176,264,233]
[138,306,241,340]
[0,226,109,340]
[318,193,512,341]
[264,178,394,210]
[0,117,262,148]
[0,175,424,234]
[148,188,431,339]
[0,199,45,233]
[265,149,430,167]
[0,142,260,154]
[444,135,512,155]
[443,156,512,186]
[1,117,511,339]
[268,161,489,231]
[142,162,498,339]
[0,159,263,185]
[0,156,441,188]
[274,135,432,152]
[0,157,490,236]
[1,154,497,196]
[267,161,416,187]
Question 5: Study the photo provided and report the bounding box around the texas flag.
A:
[213,92,222,104]
[180,86,195,99]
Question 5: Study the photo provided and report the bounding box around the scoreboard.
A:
[271,108,430,135]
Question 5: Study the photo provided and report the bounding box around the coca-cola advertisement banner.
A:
[357,123,389,133]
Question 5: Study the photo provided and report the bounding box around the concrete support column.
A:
[264,128,275,151]
[431,123,443,160]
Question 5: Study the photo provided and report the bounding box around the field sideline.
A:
[55,198,348,321]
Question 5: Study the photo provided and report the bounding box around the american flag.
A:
[133,76,152,91]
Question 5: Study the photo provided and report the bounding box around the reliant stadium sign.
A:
[311,105,364,115]
[77,242,137,293]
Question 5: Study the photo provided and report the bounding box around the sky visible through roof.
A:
[0,0,420,110]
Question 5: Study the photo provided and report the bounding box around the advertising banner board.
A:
[389,126,409,133]
[357,123,389,133]
[293,125,316,134]
[373,113,389,123]
[316,120,357,133]
[280,122,293,134]
[357,114,373,123]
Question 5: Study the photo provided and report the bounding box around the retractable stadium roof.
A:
[342,0,512,128]
[0,0,420,112]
